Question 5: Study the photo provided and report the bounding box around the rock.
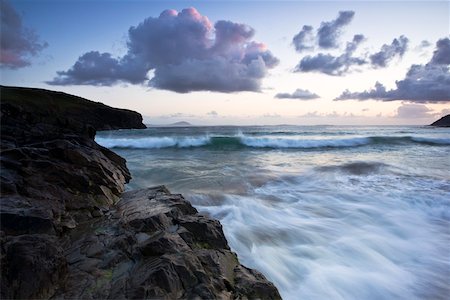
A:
[0,86,280,299]
[1,234,66,299]
[1,85,146,132]
[52,186,281,299]
[430,114,450,127]
[0,86,137,233]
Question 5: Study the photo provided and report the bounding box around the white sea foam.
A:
[96,134,450,150]
[411,136,450,145]
[105,125,450,299]
[95,136,210,148]
[240,135,371,148]
[191,172,450,300]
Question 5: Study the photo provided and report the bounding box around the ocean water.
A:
[96,125,450,300]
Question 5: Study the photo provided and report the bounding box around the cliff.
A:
[0,86,280,299]
[430,114,450,127]
[1,86,146,132]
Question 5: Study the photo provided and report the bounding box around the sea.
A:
[96,125,450,300]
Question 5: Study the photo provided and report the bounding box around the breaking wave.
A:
[96,135,450,149]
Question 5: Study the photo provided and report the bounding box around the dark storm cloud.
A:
[0,0,47,69]
[295,34,366,76]
[47,8,278,93]
[370,35,409,67]
[49,51,148,86]
[292,25,315,52]
[335,38,450,103]
[317,11,355,49]
[275,88,320,100]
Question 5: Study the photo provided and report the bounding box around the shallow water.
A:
[97,125,450,300]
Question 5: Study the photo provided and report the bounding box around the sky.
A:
[1,0,449,125]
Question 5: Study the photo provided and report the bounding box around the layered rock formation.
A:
[430,114,450,127]
[0,86,280,299]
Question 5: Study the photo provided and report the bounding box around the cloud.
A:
[317,11,355,49]
[262,113,281,118]
[291,11,411,75]
[275,88,320,100]
[0,0,47,69]
[292,11,354,52]
[298,111,360,118]
[335,37,450,103]
[370,35,409,67]
[292,25,315,52]
[49,51,147,86]
[415,40,432,51]
[394,103,436,118]
[207,110,218,116]
[430,37,450,65]
[164,112,197,118]
[47,8,278,93]
[295,34,366,75]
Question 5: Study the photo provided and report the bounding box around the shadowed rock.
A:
[0,86,280,299]
[54,186,280,299]
[430,115,450,127]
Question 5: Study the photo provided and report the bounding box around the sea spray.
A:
[96,134,450,149]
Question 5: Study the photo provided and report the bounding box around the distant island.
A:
[148,121,193,127]
[430,115,450,127]
[169,121,192,126]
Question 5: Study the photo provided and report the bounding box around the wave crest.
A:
[95,136,210,149]
[240,136,370,148]
[95,134,450,149]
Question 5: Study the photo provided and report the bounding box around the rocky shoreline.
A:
[430,114,450,127]
[0,86,280,299]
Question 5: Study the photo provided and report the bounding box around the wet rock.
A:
[1,234,66,299]
[234,265,281,299]
[0,86,280,299]
[53,186,281,299]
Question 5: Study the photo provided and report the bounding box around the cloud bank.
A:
[335,37,450,103]
[48,8,278,93]
[394,103,436,119]
[0,0,47,69]
[275,88,320,100]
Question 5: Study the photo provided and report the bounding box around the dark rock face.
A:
[1,86,147,132]
[0,86,280,299]
[1,86,134,234]
[430,114,450,127]
[54,187,280,299]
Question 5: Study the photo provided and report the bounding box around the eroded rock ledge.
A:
[0,86,280,299]
[54,186,279,299]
